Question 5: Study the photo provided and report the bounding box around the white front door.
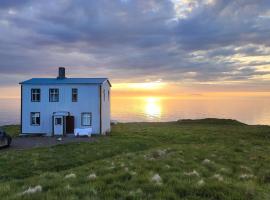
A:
[54,116,64,136]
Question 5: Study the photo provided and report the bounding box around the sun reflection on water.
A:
[144,97,162,119]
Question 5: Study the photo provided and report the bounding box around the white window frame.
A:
[49,88,59,102]
[72,88,78,102]
[81,112,92,126]
[31,112,40,126]
[31,88,40,102]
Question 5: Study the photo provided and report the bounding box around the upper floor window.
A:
[108,90,110,101]
[81,112,92,126]
[49,88,59,102]
[103,89,105,101]
[31,112,40,126]
[31,88,40,102]
[72,88,78,102]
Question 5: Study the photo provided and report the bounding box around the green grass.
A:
[1,125,20,137]
[0,119,270,199]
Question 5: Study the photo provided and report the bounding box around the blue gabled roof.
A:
[20,78,111,86]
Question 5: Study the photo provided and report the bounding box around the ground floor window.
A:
[31,112,40,126]
[81,112,92,126]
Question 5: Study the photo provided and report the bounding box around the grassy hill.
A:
[0,119,270,199]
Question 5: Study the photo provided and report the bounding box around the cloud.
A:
[0,0,269,91]
[0,0,33,9]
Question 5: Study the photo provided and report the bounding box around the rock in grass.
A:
[156,149,166,156]
[88,173,97,180]
[213,174,224,181]
[130,171,137,176]
[21,185,42,195]
[151,174,162,185]
[65,173,76,179]
[202,159,212,165]
[184,170,200,177]
[165,164,171,169]
[197,179,205,186]
[152,149,167,159]
[239,174,254,180]
[220,167,229,173]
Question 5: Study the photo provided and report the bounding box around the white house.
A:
[19,67,111,136]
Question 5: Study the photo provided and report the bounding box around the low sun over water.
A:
[111,95,270,125]
[0,95,270,126]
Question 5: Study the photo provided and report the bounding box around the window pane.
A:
[31,112,40,125]
[36,94,40,101]
[31,89,40,102]
[55,118,62,125]
[82,113,91,126]
[36,116,40,125]
[31,116,35,124]
[50,89,59,102]
[72,88,77,102]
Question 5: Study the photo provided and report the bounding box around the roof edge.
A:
[19,78,111,85]
[105,80,112,87]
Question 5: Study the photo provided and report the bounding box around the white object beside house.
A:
[19,67,111,136]
[74,128,92,137]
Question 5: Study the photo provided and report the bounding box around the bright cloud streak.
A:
[113,81,167,91]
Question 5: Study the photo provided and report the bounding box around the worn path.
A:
[2,136,96,151]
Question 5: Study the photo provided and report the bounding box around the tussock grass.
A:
[0,119,270,199]
[1,125,20,137]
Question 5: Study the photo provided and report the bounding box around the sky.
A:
[0,0,270,98]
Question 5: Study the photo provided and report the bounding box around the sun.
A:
[144,97,162,119]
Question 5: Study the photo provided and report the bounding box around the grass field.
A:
[1,125,20,137]
[0,119,270,199]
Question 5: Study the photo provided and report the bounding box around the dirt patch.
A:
[2,136,96,151]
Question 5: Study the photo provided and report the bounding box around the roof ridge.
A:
[19,77,111,86]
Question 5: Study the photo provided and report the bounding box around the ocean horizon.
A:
[1,95,269,126]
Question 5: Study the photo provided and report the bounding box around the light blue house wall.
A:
[20,70,111,136]
[101,81,111,133]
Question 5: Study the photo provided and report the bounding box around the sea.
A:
[0,95,270,126]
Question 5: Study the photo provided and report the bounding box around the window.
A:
[81,112,92,126]
[72,88,78,102]
[103,89,105,101]
[31,112,40,126]
[108,90,110,101]
[55,117,62,125]
[31,89,40,102]
[49,88,59,102]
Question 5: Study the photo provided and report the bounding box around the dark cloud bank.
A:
[0,0,270,89]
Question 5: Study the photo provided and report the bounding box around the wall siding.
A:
[101,81,111,134]
[22,84,101,135]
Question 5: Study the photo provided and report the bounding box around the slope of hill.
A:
[0,120,270,199]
